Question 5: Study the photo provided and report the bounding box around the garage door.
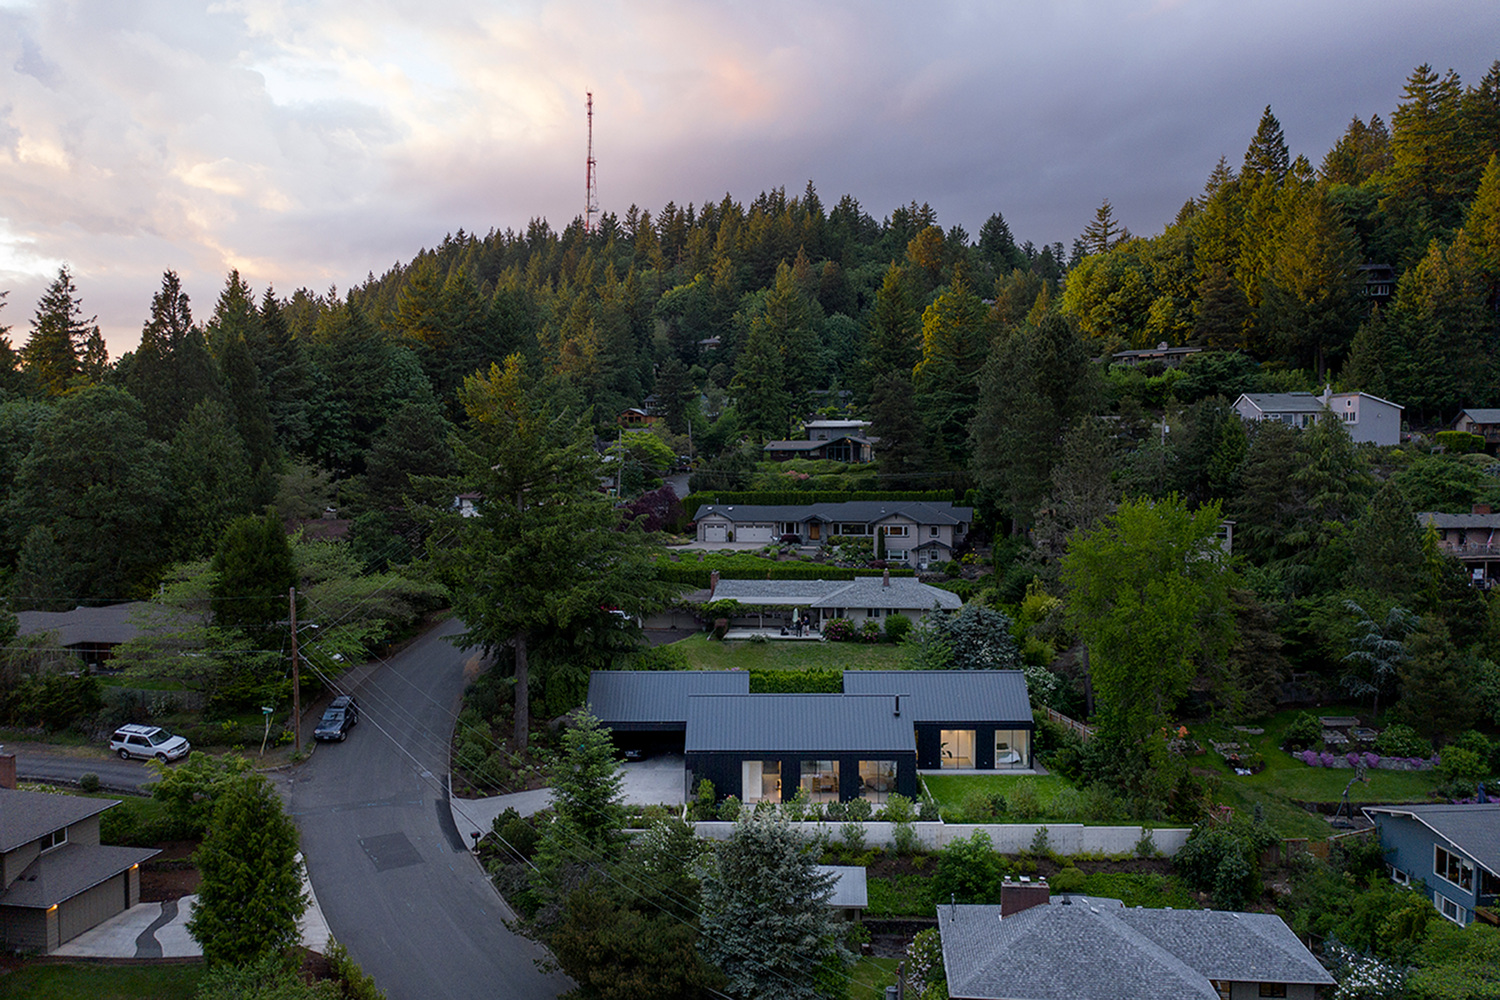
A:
[737,523,775,543]
[703,523,728,543]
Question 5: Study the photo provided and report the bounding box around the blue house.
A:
[1363,803,1500,926]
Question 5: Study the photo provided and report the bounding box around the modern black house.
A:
[586,670,749,756]
[843,671,1033,771]
[589,669,1033,804]
[685,693,920,805]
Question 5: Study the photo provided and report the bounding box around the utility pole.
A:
[289,586,301,754]
[584,91,599,233]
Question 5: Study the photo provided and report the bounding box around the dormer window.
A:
[40,827,67,852]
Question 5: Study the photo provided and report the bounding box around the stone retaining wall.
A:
[690,820,1190,856]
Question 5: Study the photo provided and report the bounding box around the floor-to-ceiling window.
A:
[742,760,782,803]
[994,730,1030,770]
[859,761,897,803]
[800,760,840,802]
[940,729,974,768]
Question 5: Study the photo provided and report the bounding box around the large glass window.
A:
[940,730,974,768]
[1436,846,1474,892]
[994,730,1030,770]
[859,761,897,803]
[742,760,781,803]
[800,760,840,802]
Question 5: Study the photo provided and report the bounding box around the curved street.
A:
[279,618,569,1000]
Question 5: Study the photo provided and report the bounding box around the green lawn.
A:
[849,956,901,1000]
[0,963,203,1000]
[671,633,906,671]
[1193,705,1442,839]
[921,773,1078,822]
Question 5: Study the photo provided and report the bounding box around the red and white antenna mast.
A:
[584,91,599,234]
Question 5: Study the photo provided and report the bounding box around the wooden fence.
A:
[1046,707,1095,744]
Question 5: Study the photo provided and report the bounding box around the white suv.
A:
[109,724,191,762]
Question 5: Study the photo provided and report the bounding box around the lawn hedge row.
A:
[656,563,916,587]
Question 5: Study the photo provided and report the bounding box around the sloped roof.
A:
[0,788,116,853]
[939,899,1332,1000]
[15,602,193,648]
[0,842,159,909]
[842,670,1031,724]
[1363,803,1500,875]
[693,500,973,526]
[586,671,749,727]
[1235,392,1327,413]
[704,577,961,612]
[816,865,868,908]
[1418,511,1500,530]
[1456,408,1500,424]
[685,694,914,754]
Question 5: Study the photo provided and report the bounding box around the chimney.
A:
[1000,878,1050,917]
[0,749,16,791]
[709,569,719,599]
[894,694,901,717]
[1475,504,1492,516]
[882,569,890,588]
[1321,383,1333,404]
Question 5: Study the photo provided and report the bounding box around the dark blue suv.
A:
[314,695,359,742]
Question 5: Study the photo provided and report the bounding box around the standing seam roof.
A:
[842,671,1031,723]
[684,694,915,754]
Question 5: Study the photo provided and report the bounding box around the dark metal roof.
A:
[684,694,914,754]
[693,500,974,526]
[0,788,117,853]
[939,899,1332,1000]
[842,671,1031,724]
[1363,803,1500,875]
[0,842,159,909]
[586,671,749,727]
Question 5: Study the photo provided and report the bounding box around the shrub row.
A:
[748,668,843,693]
[656,563,915,588]
[683,489,956,518]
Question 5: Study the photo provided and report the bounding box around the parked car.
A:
[314,695,359,742]
[110,724,191,762]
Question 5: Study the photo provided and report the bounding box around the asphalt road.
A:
[11,748,154,793]
[279,618,569,1000]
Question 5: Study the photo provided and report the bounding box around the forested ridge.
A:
[0,60,1498,611]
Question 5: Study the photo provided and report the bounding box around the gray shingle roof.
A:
[693,500,974,526]
[586,671,749,728]
[1362,803,1500,874]
[1236,392,1327,413]
[15,602,195,648]
[0,788,116,853]
[684,694,914,754]
[939,900,1332,1000]
[1457,408,1500,424]
[1418,512,1500,530]
[705,577,961,612]
[842,671,1031,724]
[0,842,160,908]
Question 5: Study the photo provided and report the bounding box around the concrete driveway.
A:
[450,755,687,839]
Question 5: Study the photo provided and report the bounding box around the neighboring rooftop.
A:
[685,694,914,755]
[1362,803,1500,875]
[586,671,749,730]
[1418,511,1500,530]
[816,865,869,909]
[842,670,1031,722]
[939,898,1333,1000]
[703,577,962,612]
[0,788,116,853]
[1456,408,1500,424]
[0,842,160,909]
[14,602,192,648]
[692,500,973,525]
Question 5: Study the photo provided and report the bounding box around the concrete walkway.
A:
[53,853,332,958]
[449,756,687,842]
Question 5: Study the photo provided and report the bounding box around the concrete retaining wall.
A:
[691,820,1189,856]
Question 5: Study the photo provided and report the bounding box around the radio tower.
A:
[584,92,599,234]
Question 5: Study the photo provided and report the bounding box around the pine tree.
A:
[120,271,223,441]
[1349,481,1426,600]
[1081,199,1124,255]
[188,770,306,966]
[22,266,94,396]
[171,399,254,561]
[1389,64,1469,229]
[210,512,296,637]
[1242,106,1290,181]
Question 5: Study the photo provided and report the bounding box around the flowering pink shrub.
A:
[1301,750,1321,766]
[823,618,855,642]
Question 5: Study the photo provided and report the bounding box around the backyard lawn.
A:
[921,773,1077,821]
[0,963,204,1000]
[670,632,906,672]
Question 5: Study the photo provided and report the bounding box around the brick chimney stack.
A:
[882,568,890,588]
[1474,504,1492,516]
[709,569,720,599]
[1000,878,1050,917]
[0,749,16,790]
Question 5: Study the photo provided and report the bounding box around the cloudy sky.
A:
[0,0,1494,357]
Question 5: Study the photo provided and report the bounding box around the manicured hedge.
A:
[655,561,916,588]
[749,668,843,693]
[684,489,957,519]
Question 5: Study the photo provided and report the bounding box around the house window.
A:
[40,827,67,852]
[886,525,909,538]
[1342,411,1357,422]
[1258,985,1288,998]
[859,761,897,803]
[742,761,781,803]
[1440,895,1466,925]
[1390,866,1410,886]
[994,730,1030,770]
[930,526,940,536]
[1211,983,1231,1000]
[1436,845,1474,892]
[800,760,840,803]
[940,730,975,768]
[888,549,908,562]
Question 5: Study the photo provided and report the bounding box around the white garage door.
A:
[703,523,728,543]
[738,523,775,543]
